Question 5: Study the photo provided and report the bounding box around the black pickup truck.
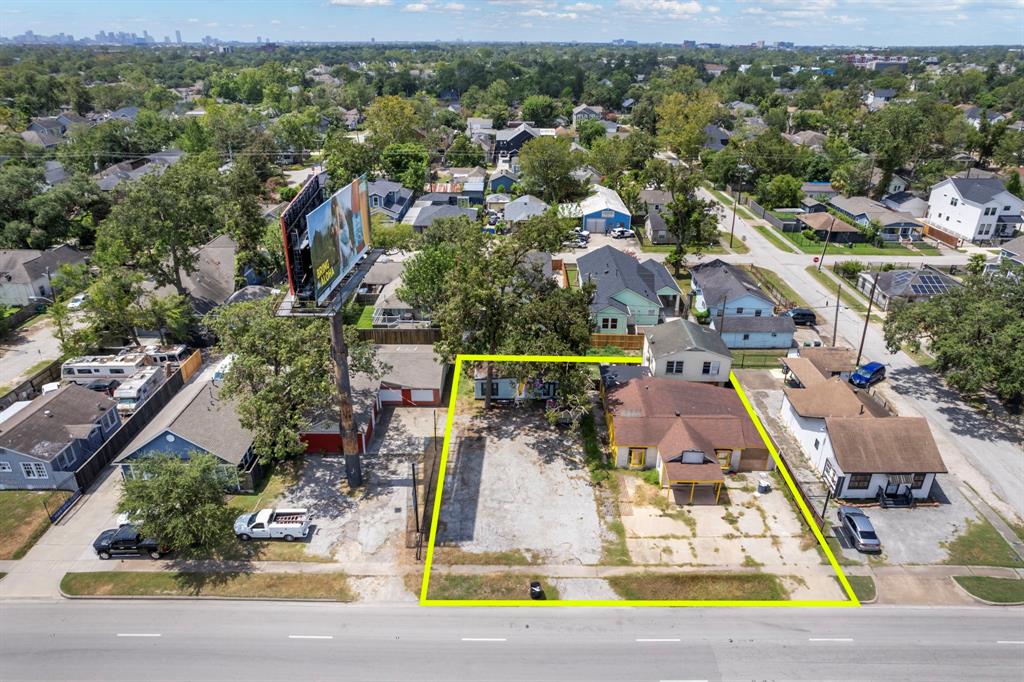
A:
[92,525,165,560]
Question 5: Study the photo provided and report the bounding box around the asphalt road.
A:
[1,601,1022,681]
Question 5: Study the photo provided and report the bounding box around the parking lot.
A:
[435,407,604,565]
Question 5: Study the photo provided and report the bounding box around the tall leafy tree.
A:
[323,132,379,190]
[364,95,418,148]
[519,136,580,203]
[662,169,720,277]
[656,90,719,159]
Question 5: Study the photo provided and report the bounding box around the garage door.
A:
[585,218,606,233]
[409,389,435,404]
[378,388,402,403]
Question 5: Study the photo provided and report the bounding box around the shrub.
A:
[694,308,711,324]
[835,260,867,280]
[640,468,661,486]
[279,185,299,202]
[801,229,818,242]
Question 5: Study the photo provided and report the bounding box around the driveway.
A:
[0,316,61,390]
[436,407,604,565]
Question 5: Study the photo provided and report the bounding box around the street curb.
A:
[949,576,1024,607]
[58,587,349,603]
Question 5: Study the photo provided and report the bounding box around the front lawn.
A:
[356,305,375,330]
[0,490,71,560]
[805,266,883,323]
[953,576,1024,603]
[943,517,1024,568]
[607,572,789,601]
[227,460,302,512]
[754,225,800,253]
[732,349,790,370]
[844,575,876,602]
[741,264,810,308]
[426,573,561,601]
[767,224,921,256]
[60,571,355,600]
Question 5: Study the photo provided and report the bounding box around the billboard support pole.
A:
[330,307,363,488]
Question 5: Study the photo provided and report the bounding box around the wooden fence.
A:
[0,359,62,410]
[0,306,42,337]
[745,197,800,232]
[921,223,962,248]
[356,327,441,344]
[589,332,644,352]
[179,349,202,382]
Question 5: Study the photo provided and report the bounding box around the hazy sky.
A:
[2,0,1022,46]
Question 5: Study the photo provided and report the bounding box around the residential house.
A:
[404,203,478,233]
[996,234,1024,268]
[504,195,549,228]
[642,319,732,384]
[367,179,414,224]
[488,168,518,193]
[604,377,770,504]
[709,315,795,349]
[798,346,857,381]
[869,168,910,196]
[925,177,1024,243]
[856,265,961,310]
[571,165,603,186]
[94,149,184,192]
[144,235,253,317]
[115,379,262,492]
[0,245,88,306]
[448,166,487,185]
[466,117,493,135]
[796,213,865,244]
[0,384,121,491]
[19,129,62,149]
[621,98,635,112]
[566,184,630,234]
[728,101,758,116]
[882,191,929,218]
[963,106,1005,130]
[356,258,404,305]
[703,124,731,152]
[640,189,673,216]
[703,63,727,78]
[689,259,775,318]
[865,88,895,111]
[576,245,681,333]
[572,104,604,126]
[645,210,669,244]
[784,130,828,152]
[106,106,140,122]
[493,123,538,162]
[43,160,70,186]
[800,181,838,200]
[829,195,922,241]
[486,193,511,212]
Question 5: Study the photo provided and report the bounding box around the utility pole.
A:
[833,280,841,347]
[817,215,837,272]
[329,308,362,488]
[729,190,742,248]
[855,266,879,368]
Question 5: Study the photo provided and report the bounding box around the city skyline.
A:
[1,0,1021,47]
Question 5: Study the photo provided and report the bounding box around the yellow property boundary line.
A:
[419,354,859,607]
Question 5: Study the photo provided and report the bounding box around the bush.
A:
[801,229,818,242]
[640,468,661,486]
[279,185,299,202]
[694,308,711,324]
[835,260,867,280]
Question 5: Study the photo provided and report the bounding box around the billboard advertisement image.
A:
[307,174,370,305]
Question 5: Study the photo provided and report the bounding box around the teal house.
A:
[576,245,681,334]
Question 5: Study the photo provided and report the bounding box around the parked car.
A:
[573,228,590,241]
[850,362,886,388]
[234,508,312,542]
[67,292,88,310]
[837,507,881,553]
[782,307,817,326]
[85,379,121,396]
[609,227,631,239]
[93,525,165,560]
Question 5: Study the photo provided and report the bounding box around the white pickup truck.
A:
[234,508,312,542]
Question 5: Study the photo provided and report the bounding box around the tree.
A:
[96,157,222,295]
[661,169,721,277]
[993,132,1024,169]
[139,292,195,345]
[519,136,580,203]
[323,133,378,190]
[364,95,418,148]
[656,90,719,159]
[521,95,559,127]
[576,119,606,149]
[381,143,429,191]
[884,260,1024,408]
[369,219,417,253]
[587,137,627,186]
[831,156,874,197]
[756,174,803,209]
[117,454,236,555]
[445,134,484,167]
[206,297,386,463]
[1005,171,1023,199]
[863,104,928,199]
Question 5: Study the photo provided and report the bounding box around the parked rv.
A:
[113,367,165,416]
[142,345,190,366]
[234,508,312,542]
[61,353,152,386]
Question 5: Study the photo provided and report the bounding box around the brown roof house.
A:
[780,361,945,504]
[798,346,858,381]
[796,213,866,245]
[604,377,771,504]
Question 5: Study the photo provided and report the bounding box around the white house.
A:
[925,177,1024,243]
[642,319,732,384]
[572,104,604,127]
[0,245,88,306]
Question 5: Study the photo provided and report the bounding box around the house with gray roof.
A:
[689,258,775,319]
[93,149,184,192]
[703,124,731,151]
[407,204,478,233]
[925,176,1023,243]
[0,245,88,306]
[856,265,961,311]
[882,191,929,218]
[0,384,120,491]
[642,318,732,384]
[493,123,538,162]
[576,245,681,333]
[144,235,251,316]
[367,179,413,224]
[829,195,922,241]
[504,195,549,228]
[710,315,795,349]
[115,377,261,492]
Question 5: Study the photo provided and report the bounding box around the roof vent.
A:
[675,410,681,417]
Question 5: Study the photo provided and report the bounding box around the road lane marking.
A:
[116,633,161,638]
[997,640,1024,644]
[461,638,506,642]
[809,638,853,642]
[636,638,681,642]
[288,635,333,640]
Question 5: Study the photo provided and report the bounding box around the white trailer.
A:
[113,367,165,416]
[234,508,311,542]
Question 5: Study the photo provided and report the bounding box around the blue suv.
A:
[850,362,886,388]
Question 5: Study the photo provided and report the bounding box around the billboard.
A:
[306,174,370,305]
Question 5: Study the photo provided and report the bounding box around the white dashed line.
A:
[809,638,853,642]
[461,637,507,642]
[636,638,681,642]
[116,633,161,638]
[288,635,333,640]
[997,640,1024,645]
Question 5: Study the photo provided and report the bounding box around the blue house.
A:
[114,381,262,492]
[689,259,775,318]
[710,316,795,349]
[0,384,121,491]
[577,245,681,333]
[562,184,631,234]
[488,169,519,193]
